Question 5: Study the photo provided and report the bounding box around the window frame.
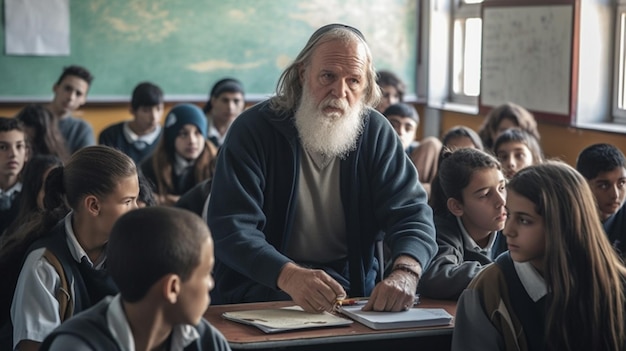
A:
[449,0,482,105]
[613,2,626,122]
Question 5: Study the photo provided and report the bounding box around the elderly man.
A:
[206,24,436,313]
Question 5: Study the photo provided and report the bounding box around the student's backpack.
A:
[0,247,73,350]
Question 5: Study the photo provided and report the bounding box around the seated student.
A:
[382,102,421,154]
[477,102,540,151]
[46,65,96,154]
[175,153,218,217]
[15,104,70,162]
[5,146,138,351]
[99,82,165,164]
[202,78,245,148]
[441,125,483,151]
[493,128,544,180]
[375,70,406,114]
[434,125,484,180]
[40,207,231,351]
[141,103,217,206]
[576,143,626,255]
[0,117,28,237]
[383,103,443,196]
[2,155,63,239]
[0,155,61,339]
[420,148,507,300]
[453,162,626,351]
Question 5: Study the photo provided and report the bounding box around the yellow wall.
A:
[2,103,625,166]
[0,102,194,140]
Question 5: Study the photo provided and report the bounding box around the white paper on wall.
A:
[5,0,70,56]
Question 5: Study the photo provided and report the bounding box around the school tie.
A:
[0,192,17,211]
[76,256,118,308]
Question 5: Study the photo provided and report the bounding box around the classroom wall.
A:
[438,108,626,165]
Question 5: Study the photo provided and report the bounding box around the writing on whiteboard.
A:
[481,5,573,115]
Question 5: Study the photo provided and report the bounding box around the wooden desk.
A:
[204,298,456,351]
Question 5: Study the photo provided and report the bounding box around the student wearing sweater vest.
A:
[6,146,139,351]
[99,82,164,164]
[40,206,230,351]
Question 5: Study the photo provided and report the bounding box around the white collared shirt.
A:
[11,212,106,347]
[107,294,200,351]
[206,117,232,146]
[0,181,22,210]
[457,216,497,257]
[64,212,106,268]
[173,153,196,176]
[513,261,547,302]
[0,181,22,196]
[122,122,161,146]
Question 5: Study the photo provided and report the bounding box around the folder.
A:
[222,306,353,333]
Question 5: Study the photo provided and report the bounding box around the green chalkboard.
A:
[0,0,417,102]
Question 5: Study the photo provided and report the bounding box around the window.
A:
[614,2,626,121]
[450,0,483,104]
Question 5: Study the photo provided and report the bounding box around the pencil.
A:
[336,295,421,307]
[336,297,369,306]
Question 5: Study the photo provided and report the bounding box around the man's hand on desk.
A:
[277,262,347,314]
[363,257,421,312]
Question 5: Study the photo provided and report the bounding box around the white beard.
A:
[294,84,366,159]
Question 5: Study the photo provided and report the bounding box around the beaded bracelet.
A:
[391,263,420,280]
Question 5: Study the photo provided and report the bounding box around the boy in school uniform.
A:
[40,206,231,351]
[0,117,27,236]
[202,78,245,148]
[46,65,96,154]
[99,82,165,164]
[576,143,626,256]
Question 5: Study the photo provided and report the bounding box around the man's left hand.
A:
[362,267,419,312]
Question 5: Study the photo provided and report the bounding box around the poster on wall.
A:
[5,0,70,55]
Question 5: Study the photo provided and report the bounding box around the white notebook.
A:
[339,305,453,330]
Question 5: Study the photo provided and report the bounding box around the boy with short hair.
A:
[99,82,165,164]
[47,65,96,154]
[40,206,231,351]
[576,143,626,254]
[0,117,27,236]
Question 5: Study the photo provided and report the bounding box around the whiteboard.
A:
[480,5,573,116]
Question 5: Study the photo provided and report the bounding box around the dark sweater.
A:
[604,205,626,259]
[207,100,437,304]
[98,122,160,164]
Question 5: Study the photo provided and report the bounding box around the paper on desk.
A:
[222,306,353,333]
[5,0,70,55]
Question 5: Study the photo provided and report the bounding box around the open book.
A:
[339,305,453,330]
[222,306,353,333]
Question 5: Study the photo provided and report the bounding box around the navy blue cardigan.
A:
[206,101,437,303]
